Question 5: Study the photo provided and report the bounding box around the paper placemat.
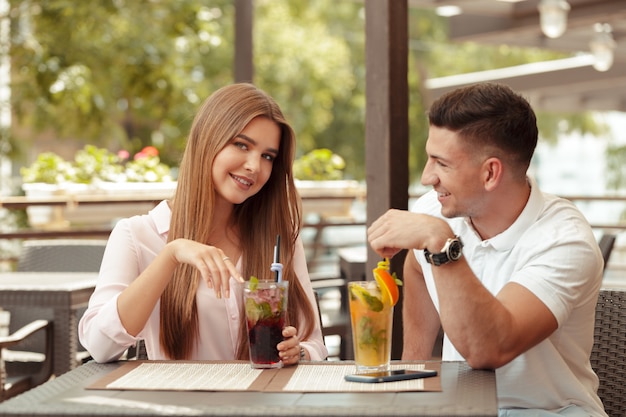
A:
[88,361,276,392]
[267,362,441,392]
[89,361,441,393]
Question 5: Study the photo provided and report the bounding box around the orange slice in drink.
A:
[373,258,400,307]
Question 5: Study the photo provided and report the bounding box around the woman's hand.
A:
[168,238,243,298]
[278,326,306,366]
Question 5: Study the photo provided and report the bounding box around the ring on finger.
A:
[223,257,230,262]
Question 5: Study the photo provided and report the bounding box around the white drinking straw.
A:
[271,234,283,283]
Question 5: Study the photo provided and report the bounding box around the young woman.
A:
[79,83,328,364]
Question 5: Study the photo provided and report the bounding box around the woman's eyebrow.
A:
[236,133,279,155]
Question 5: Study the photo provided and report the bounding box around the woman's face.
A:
[212,116,281,205]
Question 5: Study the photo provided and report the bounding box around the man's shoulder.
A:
[538,191,590,225]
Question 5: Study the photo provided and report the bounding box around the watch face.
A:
[425,237,463,266]
[448,240,463,261]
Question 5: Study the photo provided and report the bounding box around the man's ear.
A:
[482,157,503,191]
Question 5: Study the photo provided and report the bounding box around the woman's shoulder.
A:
[111,200,170,241]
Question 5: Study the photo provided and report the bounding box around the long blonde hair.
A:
[160,83,315,360]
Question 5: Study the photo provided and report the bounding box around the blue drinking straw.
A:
[270,234,283,283]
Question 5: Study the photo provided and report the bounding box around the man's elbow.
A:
[463,347,515,370]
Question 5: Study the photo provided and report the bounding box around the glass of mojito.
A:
[243,279,288,369]
[348,280,393,373]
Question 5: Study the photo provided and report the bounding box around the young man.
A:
[368,83,606,416]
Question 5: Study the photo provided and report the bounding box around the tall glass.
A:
[243,280,288,369]
[348,281,393,373]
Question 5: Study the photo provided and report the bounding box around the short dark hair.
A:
[428,83,538,172]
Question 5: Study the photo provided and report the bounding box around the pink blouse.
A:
[78,200,328,362]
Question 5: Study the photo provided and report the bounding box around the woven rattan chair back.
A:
[590,289,626,417]
[10,239,107,364]
[16,239,107,272]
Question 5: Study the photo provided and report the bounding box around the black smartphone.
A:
[344,369,438,383]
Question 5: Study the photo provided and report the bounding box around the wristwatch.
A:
[299,346,306,361]
[424,236,464,266]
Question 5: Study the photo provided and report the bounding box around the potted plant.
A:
[19,145,176,228]
[20,152,78,228]
[293,148,347,181]
[95,146,176,194]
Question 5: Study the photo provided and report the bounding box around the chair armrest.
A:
[0,320,54,391]
[0,320,51,349]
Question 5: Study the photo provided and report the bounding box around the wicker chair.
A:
[590,289,626,417]
[0,320,53,402]
[312,278,351,359]
[598,234,616,272]
[6,239,107,372]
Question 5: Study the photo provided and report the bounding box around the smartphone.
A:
[344,369,438,383]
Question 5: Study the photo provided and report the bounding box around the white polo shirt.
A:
[412,178,606,416]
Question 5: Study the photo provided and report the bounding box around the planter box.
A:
[22,182,177,229]
[22,180,364,228]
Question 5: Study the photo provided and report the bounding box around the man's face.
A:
[420,126,488,219]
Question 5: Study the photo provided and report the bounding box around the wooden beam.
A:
[365,0,409,360]
[234,0,254,83]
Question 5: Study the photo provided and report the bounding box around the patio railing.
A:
[0,191,624,279]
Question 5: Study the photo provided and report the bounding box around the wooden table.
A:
[0,360,497,416]
[338,246,367,283]
[0,272,98,376]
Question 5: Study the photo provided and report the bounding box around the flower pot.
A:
[22,183,69,229]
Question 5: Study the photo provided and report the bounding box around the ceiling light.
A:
[538,0,570,39]
[590,23,616,72]
[435,5,462,17]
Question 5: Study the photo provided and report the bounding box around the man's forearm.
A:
[402,253,441,359]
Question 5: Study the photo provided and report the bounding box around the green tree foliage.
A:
[8,0,363,176]
[607,144,626,192]
[254,0,363,177]
[293,148,346,181]
[9,0,235,166]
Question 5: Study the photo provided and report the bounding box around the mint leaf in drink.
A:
[357,316,387,350]
[245,297,273,326]
[245,297,261,325]
[259,301,272,318]
[249,276,259,291]
[363,291,383,312]
[349,285,383,312]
